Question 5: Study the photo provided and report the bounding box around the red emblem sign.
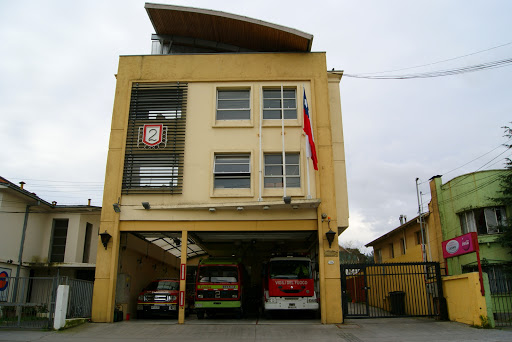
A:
[143,124,163,146]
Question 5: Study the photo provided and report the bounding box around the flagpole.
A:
[281,85,287,197]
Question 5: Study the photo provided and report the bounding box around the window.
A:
[459,207,507,235]
[264,153,300,188]
[415,230,426,245]
[50,219,68,262]
[216,89,250,120]
[122,82,187,194]
[389,243,394,258]
[263,88,297,119]
[214,154,250,188]
[375,249,382,263]
[400,238,406,255]
[82,223,93,263]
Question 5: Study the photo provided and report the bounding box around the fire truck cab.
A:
[262,256,319,315]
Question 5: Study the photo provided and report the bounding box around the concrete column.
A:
[54,285,69,330]
[178,230,188,324]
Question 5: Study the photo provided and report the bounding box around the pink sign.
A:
[442,232,478,259]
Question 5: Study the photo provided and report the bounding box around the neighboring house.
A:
[430,171,512,278]
[366,170,511,273]
[0,176,101,283]
[92,3,349,324]
[366,213,438,264]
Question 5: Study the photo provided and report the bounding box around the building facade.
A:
[92,4,349,324]
[0,176,101,287]
[430,171,511,277]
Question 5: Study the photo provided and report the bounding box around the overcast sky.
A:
[1,0,511,251]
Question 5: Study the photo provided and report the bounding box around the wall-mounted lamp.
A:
[262,205,270,210]
[142,202,150,210]
[325,217,336,248]
[236,206,244,211]
[209,207,216,213]
[99,230,112,250]
[113,203,121,213]
[292,205,299,210]
[283,196,292,204]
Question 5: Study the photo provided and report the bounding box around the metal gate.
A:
[0,277,58,329]
[341,262,447,319]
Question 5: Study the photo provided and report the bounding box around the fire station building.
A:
[92,3,349,324]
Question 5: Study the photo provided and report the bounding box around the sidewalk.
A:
[1,317,512,342]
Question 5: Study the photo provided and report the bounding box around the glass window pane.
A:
[216,156,249,164]
[214,178,250,189]
[264,177,283,188]
[215,164,250,173]
[265,155,282,164]
[218,100,250,109]
[286,165,299,175]
[283,109,296,119]
[283,99,296,109]
[263,89,281,99]
[283,89,296,98]
[484,208,498,234]
[263,110,281,119]
[263,99,282,109]
[287,177,300,188]
[265,165,283,176]
[218,90,249,100]
[216,110,250,120]
[285,154,299,164]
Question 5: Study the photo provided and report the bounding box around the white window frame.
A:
[262,87,297,120]
[213,154,251,189]
[264,153,300,188]
[459,207,507,235]
[216,89,251,120]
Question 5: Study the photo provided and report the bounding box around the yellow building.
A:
[92,3,348,324]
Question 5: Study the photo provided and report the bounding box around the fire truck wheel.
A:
[197,310,205,319]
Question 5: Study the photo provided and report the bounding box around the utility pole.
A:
[415,178,427,263]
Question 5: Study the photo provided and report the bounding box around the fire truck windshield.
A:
[269,260,311,279]
[145,280,179,291]
[198,266,239,283]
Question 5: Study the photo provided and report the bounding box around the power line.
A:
[350,41,512,76]
[343,57,512,79]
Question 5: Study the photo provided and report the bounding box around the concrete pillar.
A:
[54,285,69,330]
[178,230,188,324]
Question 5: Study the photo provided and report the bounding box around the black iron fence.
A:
[341,262,447,320]
[487,268,512,327]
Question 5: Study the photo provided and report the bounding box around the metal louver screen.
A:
[122,82,188,194]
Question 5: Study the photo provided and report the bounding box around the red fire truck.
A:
[262,256,319,316]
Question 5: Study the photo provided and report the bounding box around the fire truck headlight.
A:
[197,294,203,299]
[169,295,177,301]
[138,295,144,301]
[269,298,277,303]
[232,294,237,298]
[307,298,316,303]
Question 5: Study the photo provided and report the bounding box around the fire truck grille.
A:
[144,294,168,302]
[281,290,302,294]
[199,290,238,299]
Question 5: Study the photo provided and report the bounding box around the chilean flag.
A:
[303,89,318,170]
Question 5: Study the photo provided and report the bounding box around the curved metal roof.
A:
[145,3,313,52]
